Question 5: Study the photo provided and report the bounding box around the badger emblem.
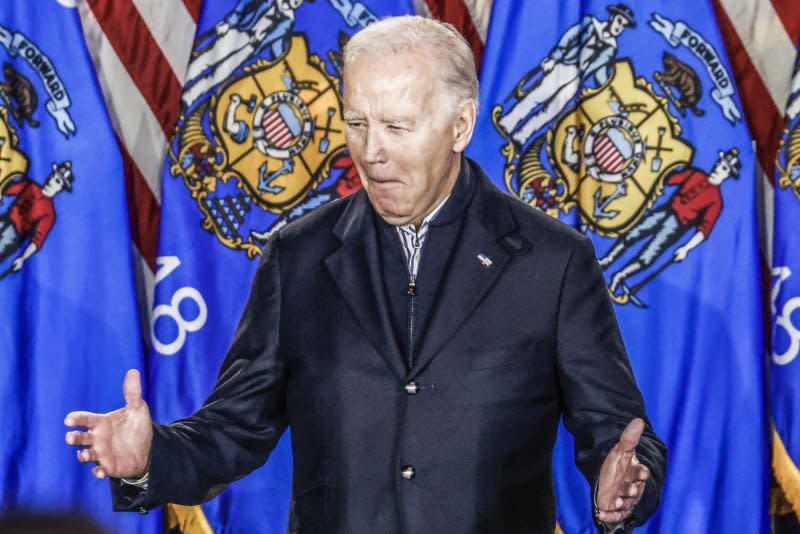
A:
[654,52,704,118]
[0,62,40,129]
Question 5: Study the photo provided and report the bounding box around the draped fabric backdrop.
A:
[2,1,800,533]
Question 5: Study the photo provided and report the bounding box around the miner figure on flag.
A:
[0,161,73,277]
[497,3,635,146]
[599,148,740,297]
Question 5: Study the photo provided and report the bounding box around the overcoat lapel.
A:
[410,175,518,377]
[324,190,406,379]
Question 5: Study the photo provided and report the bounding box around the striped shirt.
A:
[394,195,450,280]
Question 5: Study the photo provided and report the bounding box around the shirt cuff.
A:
[120,471,149,490]
[593,480,630,533]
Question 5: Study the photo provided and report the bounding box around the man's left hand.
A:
[595,418,651,524]
[11,257,25,272]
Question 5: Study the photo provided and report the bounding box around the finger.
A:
[92,465,107,480]
[77,448,98,463]
[610,490,641,509]
[622,461,648,480]
[123,369,143,409]
[65,431,93,447]
[634,464,651,482]
[615,494,641,510]
[621,481,642,498]
[619,418,645,453]
[624,463,650,485]
[597,509,632,524]
[64,411,100,428]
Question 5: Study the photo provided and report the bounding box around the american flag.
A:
[76,0,200,344]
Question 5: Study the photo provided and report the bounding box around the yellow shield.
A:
[0,105,29,192]
[210,34,345,212]
[548,60,694,236]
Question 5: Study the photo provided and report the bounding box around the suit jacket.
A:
[113,158,666,534]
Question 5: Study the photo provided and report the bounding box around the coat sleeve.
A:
[111,237,289,511]
[554,235,667,527]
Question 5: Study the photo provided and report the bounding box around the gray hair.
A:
[343,15,479,114]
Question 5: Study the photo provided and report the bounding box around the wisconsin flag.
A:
[771,45,800,521]
[470,1,767,531]
[0,2,156,533]
[149,1,415,532]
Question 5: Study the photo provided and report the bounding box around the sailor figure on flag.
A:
[497,3,635,147]
[599,148,739,295]
[182,0,305,109]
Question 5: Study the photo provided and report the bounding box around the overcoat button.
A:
[404,381,419,395]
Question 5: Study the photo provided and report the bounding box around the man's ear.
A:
[452,98,477,153]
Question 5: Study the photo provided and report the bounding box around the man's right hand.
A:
[65,369,153,480]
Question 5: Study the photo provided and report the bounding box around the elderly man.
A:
[66,16,665,534]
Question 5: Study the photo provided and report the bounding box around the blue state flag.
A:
[470,1,767,531]
[771,44,800,521]
[0,2,156,533]
[150,1,415,532]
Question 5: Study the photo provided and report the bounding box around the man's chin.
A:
[374,210,414,226]
[371,203,415,226]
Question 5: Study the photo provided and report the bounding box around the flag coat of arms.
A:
[470,1,767,532]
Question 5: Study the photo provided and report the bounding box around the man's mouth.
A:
[368,176,402,185]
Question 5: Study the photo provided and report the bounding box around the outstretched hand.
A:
[65,369,153,480]
[595,418,651,524]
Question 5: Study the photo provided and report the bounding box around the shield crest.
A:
[171,34,347,256]
[211,34,345,212]
[547,60,694,236]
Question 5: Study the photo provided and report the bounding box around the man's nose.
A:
[363,128,387,164]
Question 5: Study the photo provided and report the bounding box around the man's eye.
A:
[388,124,407,132]
[345,121,365,129]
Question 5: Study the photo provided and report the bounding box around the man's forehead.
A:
[345,46,441,73]
[345,56,439,96]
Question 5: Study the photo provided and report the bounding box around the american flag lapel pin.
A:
[477,253,493,268]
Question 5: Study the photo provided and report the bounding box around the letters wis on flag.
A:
[149,1,414,532]
[469,1,766,532]
[0,2,158,534]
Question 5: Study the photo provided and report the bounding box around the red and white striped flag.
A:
[713,0,800,267]
[76,0,200,337]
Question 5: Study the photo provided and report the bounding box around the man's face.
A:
[608,15,628,37]
[42,172,66,196]
[709,157,733,185]
[343,49,472,227]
